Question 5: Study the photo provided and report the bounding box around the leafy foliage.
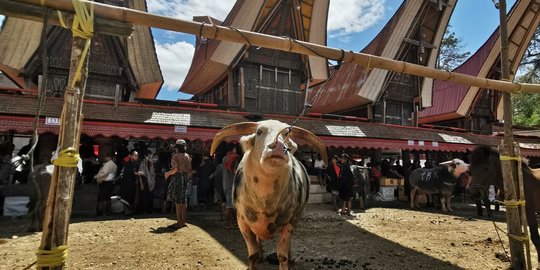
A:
[437,26,470,71]
[513,26,540,127]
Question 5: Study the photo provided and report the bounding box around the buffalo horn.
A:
[210,122,258,156]
[291,126,328,166]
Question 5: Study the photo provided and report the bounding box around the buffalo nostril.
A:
[268,142,276,149]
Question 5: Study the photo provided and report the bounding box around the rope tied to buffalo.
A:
[36,245,68,267]
[500,155,521,161]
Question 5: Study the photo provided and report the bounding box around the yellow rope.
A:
[36,245,68,267]
[52,147,80,168]
[57,10,68,28]
[70,0,94,87]
[500,155,521,161]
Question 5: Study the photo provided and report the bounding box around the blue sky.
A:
[0,0,517,101]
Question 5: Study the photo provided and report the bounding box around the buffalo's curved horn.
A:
[291,126,328,166]
[210,122,258,156]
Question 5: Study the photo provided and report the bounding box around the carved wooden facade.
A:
[196,1,307,115]
[24,27,137,102]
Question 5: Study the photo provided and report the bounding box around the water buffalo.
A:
[409,158,469,212]
[351,165,369,209]
[210,120,327,270]
[469,145,540,266]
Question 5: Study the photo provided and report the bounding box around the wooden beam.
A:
[8,0,540,95]
[0,0,133,37]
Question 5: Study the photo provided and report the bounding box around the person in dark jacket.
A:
[196,154,215,208]
[326,156,340,211]
[119,150,141,214]
[338,154,355,215]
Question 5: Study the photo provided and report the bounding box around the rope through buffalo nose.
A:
[273,126,293,152]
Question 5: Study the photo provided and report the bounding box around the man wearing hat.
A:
[164,139,192,229]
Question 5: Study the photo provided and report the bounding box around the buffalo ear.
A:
[240,134,256,153]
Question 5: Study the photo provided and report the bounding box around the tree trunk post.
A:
[38,35,90,269]
[497,0,528,268]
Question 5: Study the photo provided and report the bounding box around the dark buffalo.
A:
[469,145,540,265]
[409,159,469,212]
[351,165,369,209]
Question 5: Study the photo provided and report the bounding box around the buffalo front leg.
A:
[410,188,417,209]
[238,220,263,269]
[442,193,453,212]
[277,223,294,270]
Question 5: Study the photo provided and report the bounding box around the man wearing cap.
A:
[164,139,192,229]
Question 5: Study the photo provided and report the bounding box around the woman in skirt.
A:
[164,139,192,229]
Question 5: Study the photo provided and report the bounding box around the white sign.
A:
[519,143,540,149]
[174,125,187,133]
[407,140,414,146]
[432,141,439,147]
[325,125,366,137]
[438,133,473,144]
[144,112,191,125]
[418,141,425,146]
[45,117,60,126]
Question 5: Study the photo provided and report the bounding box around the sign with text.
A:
[438,133,472,144]
[174,125,187,133]
[45,117,60,126]
[144,112,191,125]
[326,125,366,137]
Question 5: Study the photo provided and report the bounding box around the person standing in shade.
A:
[164,139,192,229]
[222,145,239,230]
[314,153,326,186]
[338,154,354,216]
[138,149,156,214]
[95,152,117,216]
[326,156,340,211]
[120,150,141,215]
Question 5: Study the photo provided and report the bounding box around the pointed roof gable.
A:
[180,0,329,95]
[419,0,540,124]
[0,0,163,98]
[309,0,456,113]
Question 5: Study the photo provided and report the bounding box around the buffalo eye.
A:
[256,129,263,136]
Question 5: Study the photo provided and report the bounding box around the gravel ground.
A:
[0,201,533,270]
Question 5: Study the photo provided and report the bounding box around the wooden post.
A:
[497,0,527,268]
[38,35,90,269]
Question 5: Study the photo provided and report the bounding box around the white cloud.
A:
[147,0,385,39]
[154,41,195,91]
[147,0,235,22]
[327,0,385,38]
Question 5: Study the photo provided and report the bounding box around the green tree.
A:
[513,26,540,127]
[437,26,471,71]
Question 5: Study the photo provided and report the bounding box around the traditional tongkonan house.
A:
[418,0,540,163]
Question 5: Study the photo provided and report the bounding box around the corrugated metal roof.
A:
[309,0,455,113]
[180,0,329,95]
[419,0,540,123]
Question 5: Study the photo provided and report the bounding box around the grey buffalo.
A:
[409,159,469,212]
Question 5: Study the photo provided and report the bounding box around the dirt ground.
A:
[0,201,535,270]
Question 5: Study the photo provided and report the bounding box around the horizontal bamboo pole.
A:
[8,0,540,94]
[0,0,133,37]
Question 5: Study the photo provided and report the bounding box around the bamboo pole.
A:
[7,0,540,95]
[0,0,133,37]
[497,0,527,269]
[38,35,90,270]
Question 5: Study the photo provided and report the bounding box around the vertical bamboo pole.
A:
[497,0,526,268]
[38,35,90,270]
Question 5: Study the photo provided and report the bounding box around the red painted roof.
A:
[418,29,499,120]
